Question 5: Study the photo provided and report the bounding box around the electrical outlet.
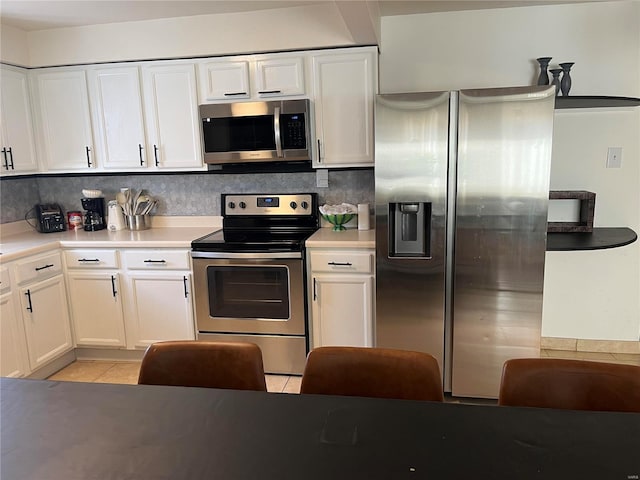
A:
[316,169,329,187]
[606,147,622,168]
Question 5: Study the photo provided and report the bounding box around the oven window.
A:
[207,265,290,319]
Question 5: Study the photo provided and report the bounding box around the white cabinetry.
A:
[14,252,73,370]
[64,249,126,347]
[197,53,306,103]
[308,248,375,348]
[87,66,147,170]
[0,267,30,378]
[141,62,202,170]
[0,66,38,176]
[122,249,195,349]
[31,68,95,171]
[311,47,377,168]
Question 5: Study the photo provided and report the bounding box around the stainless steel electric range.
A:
[191,193,319,375]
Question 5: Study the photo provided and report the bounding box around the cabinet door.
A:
[32,69,95,171]
[1,291,29,378]
[311,274,373,348]
[197,60,250,101]
[312,49,376,167]
[254,56,305,97]
[0,66,38,175]
[20,275,73,370]
[142,63,203,169]
[67,272,126,347]
[88,66,147,170]
[126,272,195,349]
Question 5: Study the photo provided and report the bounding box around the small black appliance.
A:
[81,197,106,231]
[35,203,66,233]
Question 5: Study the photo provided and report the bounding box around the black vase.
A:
[549,69,562,96]
[559,62,575,96]
[536,57,552,85]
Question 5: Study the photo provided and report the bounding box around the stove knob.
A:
[228,202,236,209]
[300,201,309,210]
[290,201,298,210]
[239,201,246,209]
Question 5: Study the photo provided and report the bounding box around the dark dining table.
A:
[1,377,639,480]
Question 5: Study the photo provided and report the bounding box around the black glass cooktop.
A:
[191,228,316,252]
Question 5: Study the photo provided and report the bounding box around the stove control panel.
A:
[224,194,315,216]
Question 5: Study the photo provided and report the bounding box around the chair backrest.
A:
[498,358,640,412]
[138,340,267,391]
[300,346,444,401]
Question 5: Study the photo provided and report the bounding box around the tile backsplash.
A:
[0,170,374,224]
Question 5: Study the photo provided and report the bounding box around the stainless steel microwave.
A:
[199,99,311,165]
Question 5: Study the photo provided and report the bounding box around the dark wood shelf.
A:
[555,96,640,109]
[547,227,637,251]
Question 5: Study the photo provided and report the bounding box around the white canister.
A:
[107,201,126,231]
[357,203,370,230]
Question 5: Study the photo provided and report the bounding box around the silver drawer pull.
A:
[35,264,54,271]
[144,259,166,263]
[327,261,352,266]
[78,258,100,263]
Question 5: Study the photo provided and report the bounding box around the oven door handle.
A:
[191,251,302,260]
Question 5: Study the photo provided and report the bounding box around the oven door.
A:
[192,252,305,335]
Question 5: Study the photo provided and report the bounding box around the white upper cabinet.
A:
[254,56,305,98]
[88,65,147,170]
[141,62,203,170]
[311,47,377,168]
[0,66,38,176]
[197,53,307,103]
[31,68,96,172]
[197,60,251,102]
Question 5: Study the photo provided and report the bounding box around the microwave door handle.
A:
[274,106,283,158]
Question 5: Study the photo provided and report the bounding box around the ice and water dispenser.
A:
[389,202,431,257]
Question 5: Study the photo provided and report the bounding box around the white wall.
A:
[380,1,640,341]
[0,23,30,66]
[2,4,359,67]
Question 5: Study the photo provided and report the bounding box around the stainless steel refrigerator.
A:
[375,86,556,398]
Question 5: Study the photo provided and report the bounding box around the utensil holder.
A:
[125,214,151,231]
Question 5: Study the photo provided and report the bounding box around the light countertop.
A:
[0,217,220,263]
[305,227,375,249]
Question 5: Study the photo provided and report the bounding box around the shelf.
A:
[547,227,637,251]
[555,96,640,109]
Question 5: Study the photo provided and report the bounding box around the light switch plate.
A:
[316,169,329,187]
[606,147,622,168]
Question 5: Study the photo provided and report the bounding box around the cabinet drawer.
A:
[14,251,63,285]
[64,249,119,269]
[0,267,10,294]
[124,250,190,270]
[309,251,373,274]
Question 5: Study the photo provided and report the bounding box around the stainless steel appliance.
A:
[199,99,311,165]
[81,197,106,231]
[191,193,318,375]
[375,86,556,398]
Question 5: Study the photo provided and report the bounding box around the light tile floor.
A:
[47,360,303,393]
[46,349,639,392]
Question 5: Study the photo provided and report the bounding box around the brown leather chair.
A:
[300,346,444,401]
[498,358,640,412]
[138,340,267,391]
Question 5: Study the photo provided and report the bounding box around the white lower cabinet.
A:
[1,267,30,378]
[308,248,375,348]
[66,272,126,347]
[125,272,195,348]
[19,274,73,370]
[122,249,195,349]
